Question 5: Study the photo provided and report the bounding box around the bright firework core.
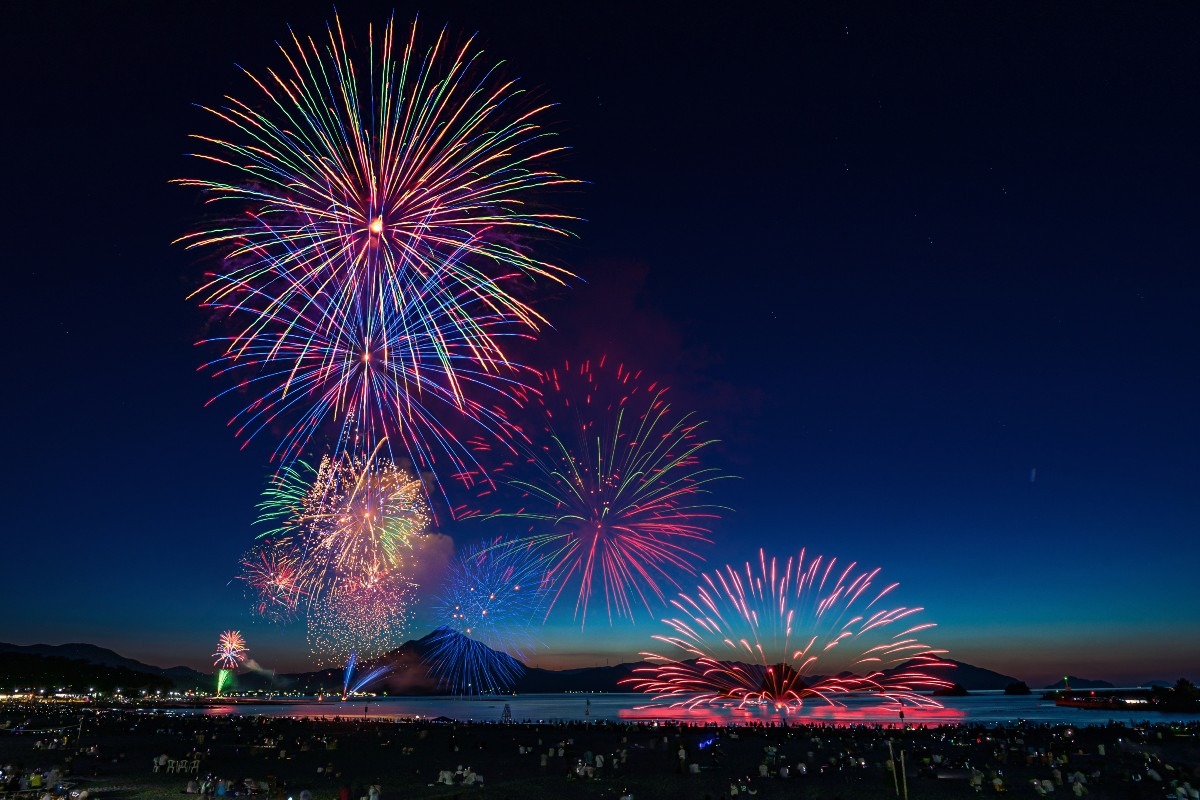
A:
[368,217,384,235]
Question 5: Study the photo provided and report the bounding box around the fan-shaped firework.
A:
[238,540,310,622]
[425,537,549,692]
[176,13,579,490]
[624,549,953,712]
[424,626,525,695]
[342,651,393,699]
[483,358,726,625]
[213,630,249,670]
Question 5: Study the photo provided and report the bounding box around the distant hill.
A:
[1044,675,1116,690]
[911,659,1022,691]
[0,638,1136,696]
[0,642,208,689]
[0,651,174,692]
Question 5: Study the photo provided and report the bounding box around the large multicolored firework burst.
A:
[624,549,953,713]
[257,447,431,599]
[212,630,249,670]
[481,358,727,625]
[244,447,431,662]
[176,13,579,496]
[425,537,549,692]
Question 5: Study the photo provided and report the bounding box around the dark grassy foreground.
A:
[2,703,1198,800]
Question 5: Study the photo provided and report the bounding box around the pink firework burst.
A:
[480,357,729,626]
[623,549,953,712]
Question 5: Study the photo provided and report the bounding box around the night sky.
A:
[4,2,1198,688]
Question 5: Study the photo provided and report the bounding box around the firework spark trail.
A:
[176,13,580,496]
[624,549,953,712]
[481,358,727,626]
[216,668,233,696]
[342,651,393,698]
[343,651,358,696]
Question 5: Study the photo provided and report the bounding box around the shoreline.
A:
[3,702,1198,800]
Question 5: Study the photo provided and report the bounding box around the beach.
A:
[3,702,1199,800]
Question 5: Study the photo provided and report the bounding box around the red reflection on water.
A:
[619,702,966,727]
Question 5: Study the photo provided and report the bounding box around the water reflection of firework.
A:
[625,549,953,713]
[483,358,728,625]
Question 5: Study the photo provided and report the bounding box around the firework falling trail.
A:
[176,13,581,501]
[424,627,525,696]
[624,548,953,713]
[479,358,728,626]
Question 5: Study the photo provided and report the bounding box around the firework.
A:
[624,549,953,712]
[216,668,233,696]
[342,651,393,699]
[238,540,310,622]
[247,449,430,662]
[213,630,249,670]
[424,537,548,692]
[483,358,727,625]
[307,568,416,664]
[433,537,550,655]
[256,446,431,604]
[424,626,525,695]
[195,268,528,500]
[176,14,579,488]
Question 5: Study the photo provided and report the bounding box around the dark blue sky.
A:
[3,2,1197,687]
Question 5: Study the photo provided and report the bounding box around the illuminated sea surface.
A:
[156,693,1200,727]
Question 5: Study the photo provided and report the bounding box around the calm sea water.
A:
[157,693,1200,727]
